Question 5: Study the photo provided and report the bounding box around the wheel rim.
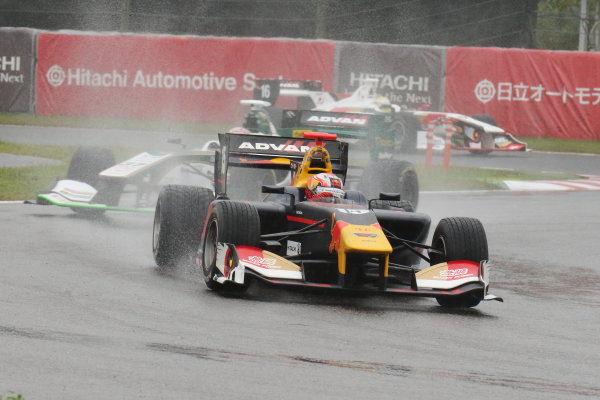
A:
[202,219,218,276]
[431,235,447,265]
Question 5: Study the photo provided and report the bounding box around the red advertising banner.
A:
[445,46,600,140]
[36,33,335,123]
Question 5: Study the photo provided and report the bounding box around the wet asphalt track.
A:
[1,125,599,399]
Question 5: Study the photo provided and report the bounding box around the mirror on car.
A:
[261,185,285,194]
[379,193,401,201]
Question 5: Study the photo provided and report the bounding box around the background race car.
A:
[244,78,527,156]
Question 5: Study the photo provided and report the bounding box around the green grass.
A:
[0,112,230,134]
[0,114,597,200]
[0,140,585,201]
[416,165,579,191]
[0,141,139,201]
[522,137,600,154]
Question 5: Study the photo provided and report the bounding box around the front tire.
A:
[470,114,497,155]
[429,217,488,308]
[201,201,261,291]
[67,146,121,216]
[153,185,214,269]
[358,160,419,209]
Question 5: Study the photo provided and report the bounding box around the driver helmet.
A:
[305,173,345,200]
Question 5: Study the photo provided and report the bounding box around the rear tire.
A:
[228,168,278,200]
[429,217,488,308]
[153,185,214,269]
[394,112,420,154]
[358,160,419,209]
[202,201,261,291]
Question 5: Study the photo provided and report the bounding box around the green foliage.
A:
[535,0,600,50]
[0,142,135,201]
[0,113,230,135]
[0,393,25,400]
[544,0,580,12]
[416,165,578,191]
[523,136,600,153]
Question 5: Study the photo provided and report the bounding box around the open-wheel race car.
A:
[31,139,279,216]
[243,78,527,156]
[152,131,502,308]
[32,143,215,216]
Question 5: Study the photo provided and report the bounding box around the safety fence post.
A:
[425,124,434,168]
[442,120,453,170]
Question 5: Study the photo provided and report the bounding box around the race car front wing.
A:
[208,242,503,303]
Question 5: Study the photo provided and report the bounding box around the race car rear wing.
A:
[253,79,330,107]
[214,132,348,197]
[278,109,392,141]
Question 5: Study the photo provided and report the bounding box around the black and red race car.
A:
[152,132,502,308]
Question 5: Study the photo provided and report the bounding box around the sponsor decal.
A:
[44,64,238,91]
[36,34,335,122]
[99,152,170,177]
[439,268,471,279]
[247,255,277,267]
[336,208,370,214]
[0,29,35,113]
[237,141,314,153]
[0,55,21,71]
[474,79,496,103]
[350,72,429,92]
[286,240,301,256]
[352,233,379,238]
[0,56,24,83]
[473,78,600,106]
[46,64,66,87]
[305,115,368,126]
[336,43,443,109]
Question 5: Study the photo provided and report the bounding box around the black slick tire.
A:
[429,217,488,308]
[394,111,420,154]
[201,201,261,291]
[67,146,115,187]
[228,168,278,200]
[153,185,214,269]
[66,146,121,216]
[470,114,497,155]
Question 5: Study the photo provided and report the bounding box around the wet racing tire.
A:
[394,112,421,154]
[228,168,279,200]
[470,114,497,155]
[429,217,488,308]
[67,146,115,186]
[358,160,419,209]
[153,185,214,269]
[66,146,121,216]
[202,201,261,291]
